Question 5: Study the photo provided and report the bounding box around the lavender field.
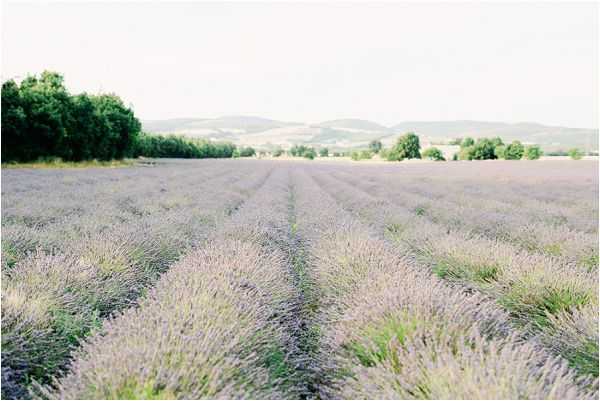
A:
[1,159,598,399]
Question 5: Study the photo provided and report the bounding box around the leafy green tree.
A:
[90,94,141,159]
[303,148,316,160]
[2,71,142,162]
[494,145,506,159]
[524,145,543,160]
[368,140,382,154]
[490,136,504,148]
[461,137,475,148]
[391,132,421,160]
[568,148,583,160]
[385,147,404,161]
[239,147,256,157]
[319,148,329,157]
[471,138,497,160]
[422,147,445,161]
[1,80,27,161]
[505,140,525,160]
[459,146,475,160]
[17,71,72,160]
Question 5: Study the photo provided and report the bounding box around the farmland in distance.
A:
[1,158,598,399]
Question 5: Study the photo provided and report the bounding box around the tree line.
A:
[347,134,546,161]
[1,71,238,162]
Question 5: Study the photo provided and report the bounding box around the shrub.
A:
[524,145,543,160]
[568,148,583,160]
[422,147,445,161]
[351,150,373,161]
[319,148,329,157]
[272,148,284,157]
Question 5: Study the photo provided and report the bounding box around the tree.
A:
[1,80,27,161]
[471,138,497,160]
[239,147,256,157]
[272,147,284,157]
[90,94,141,160]
[319,148,329,157]
[422,147,445,161]
[524,145,543,160]
[2,71,143,162]
[490,136,504,148]
[391,132,421,160]
[494,145,506,159]
[459,146,475,160]
[568,148,583,160]
[17,71,72,161]
[385,147,404,161]
[303,148,316,160]
[368,140,382,154]
[461,137,475,148]
[505,141,525,160]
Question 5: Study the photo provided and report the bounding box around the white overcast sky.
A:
[1,1,598,127]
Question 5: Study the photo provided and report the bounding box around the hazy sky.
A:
[2,1,598,127]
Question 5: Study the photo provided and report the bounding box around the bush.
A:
[505,141,525,160]
[351,150,373,161]
[524,145,543,160]
[568,148,583,160]
[421,147,445,161]
[319,148,329,157]
[272,148,284,157]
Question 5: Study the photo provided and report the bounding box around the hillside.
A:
[390,121,598,152]
[142,117,598,152]
[317,119,390,132]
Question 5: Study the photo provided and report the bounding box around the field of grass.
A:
[1,159,598,399]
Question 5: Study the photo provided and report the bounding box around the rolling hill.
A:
[142,116,598,152]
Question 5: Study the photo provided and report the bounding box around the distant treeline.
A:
[134,134,236,159]
[1,71,237,162]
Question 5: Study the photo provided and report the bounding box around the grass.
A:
[499,283,592,327]
[1,157,137,169]
[347,314,419,369]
